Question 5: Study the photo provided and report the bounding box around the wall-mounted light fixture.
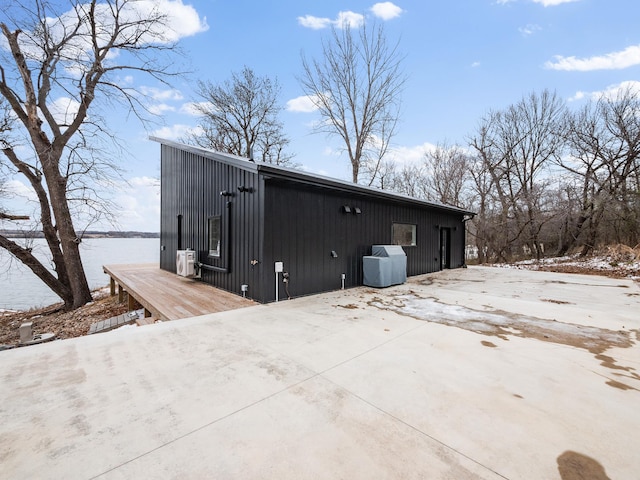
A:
[238,186,254,193]
[330,250,338,258]
[353,207,362,214]
[220,190,235,197]
[342,205,352,213]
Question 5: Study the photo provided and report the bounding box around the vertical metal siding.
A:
[160,145,262,300]
[161,144,467,304]
[260,180,466,302]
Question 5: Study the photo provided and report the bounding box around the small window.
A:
[208,216,221,257]
[392,223,416,246]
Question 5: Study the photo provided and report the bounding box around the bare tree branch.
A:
[0,0,199,309]
[187,66,296,167]
[299,22,405,184]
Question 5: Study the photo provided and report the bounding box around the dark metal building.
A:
[155,138,474,303]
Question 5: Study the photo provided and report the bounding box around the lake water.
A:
[0,238,160,311]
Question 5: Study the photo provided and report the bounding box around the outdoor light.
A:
[342,205,352,213]
[330,250,338,258]
[353,207,362,214]
[238,186,254,193]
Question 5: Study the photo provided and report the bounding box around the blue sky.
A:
[5,0,640,232]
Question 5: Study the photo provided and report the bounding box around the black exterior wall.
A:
[159,143,266,300]
[260,179,466,302]
[157,139,472,303]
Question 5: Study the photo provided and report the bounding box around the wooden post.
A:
[144,308,152,318]
[127,292,135,311]
[110,277,116,296]
[118,285,124,303]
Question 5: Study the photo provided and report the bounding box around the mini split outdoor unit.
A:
[176,250,196,278]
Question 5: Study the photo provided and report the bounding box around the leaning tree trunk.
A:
[42,158,93,309]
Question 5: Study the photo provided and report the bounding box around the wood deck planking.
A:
[103,264,255,321]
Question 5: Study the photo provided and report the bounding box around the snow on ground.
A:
[490,247,640,280]
[369,293,632,355]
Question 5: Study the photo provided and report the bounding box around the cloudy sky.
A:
[4,0,640,232]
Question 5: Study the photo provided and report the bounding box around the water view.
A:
[0,238,160,311]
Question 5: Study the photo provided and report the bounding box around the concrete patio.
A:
[1,266,638,479]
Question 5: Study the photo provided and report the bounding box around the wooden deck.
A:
[103,264,255,321]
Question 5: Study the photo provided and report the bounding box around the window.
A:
[208,216,221,257]
[392,223,416,246]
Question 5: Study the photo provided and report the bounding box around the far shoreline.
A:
[0,230,159,239]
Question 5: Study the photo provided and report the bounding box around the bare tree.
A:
[367,159,398,191]
[469,90,566,260]
[385,163,428,198]
[466,153,496,263]
[558,86,640,255]
[299,22,405,184]
[423,142,471,207]
[0,0,195,309]
[188,67,296,166]
[468,120,516,262]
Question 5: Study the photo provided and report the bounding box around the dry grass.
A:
[0,288,128,348]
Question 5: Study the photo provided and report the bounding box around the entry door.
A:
[440,228,451,270]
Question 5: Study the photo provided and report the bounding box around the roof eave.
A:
[152,137,474,216]
[257,163,474,216]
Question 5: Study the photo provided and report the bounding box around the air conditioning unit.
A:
[176,250,196,278]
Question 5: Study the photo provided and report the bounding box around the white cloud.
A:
[298,15,333,30]
[568,91,586,102]
[298,11,364,30]
[138,86,184,101]
[4,1,207,83]
[136,87,183,115]
[148,103,175,115]
[370,2,404,20]
[532,0,580,6]
[150,124,201,140]
[48,97,81,126]
[335,11,365,29]
[569,80,640,102]
[111,176,160,232]
[179,102,210,116]
[286,95,320,113]
[387,142,437,166]
[471,61,481,68]
[298,3,402,30]
[99,0,208,43]
[519,24,541,36]
[154,0,209,41]
[5,180,37,203]
[546,44,640,71]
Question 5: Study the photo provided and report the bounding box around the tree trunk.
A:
[43,161,93,309]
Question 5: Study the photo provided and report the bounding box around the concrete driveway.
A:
[1,266,638,479]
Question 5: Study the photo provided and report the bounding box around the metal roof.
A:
[151,137,474,216]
